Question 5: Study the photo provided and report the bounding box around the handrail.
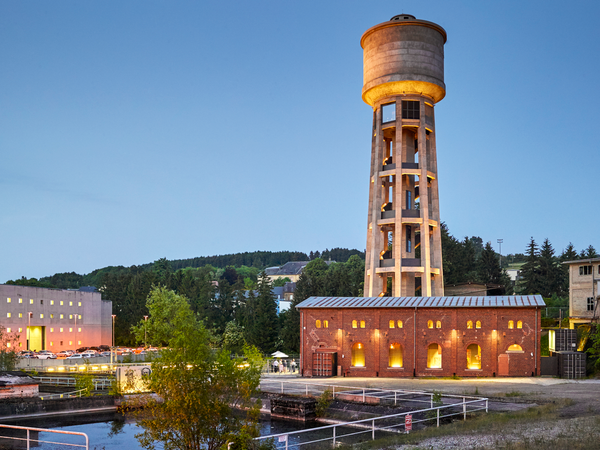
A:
[0,423,89,449]
[39,388,88,400]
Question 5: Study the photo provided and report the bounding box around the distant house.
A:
[563,258,600,328]
[0,372,39,398]
[244,282,296,315]
[265,261,335,283]
[445,282,505,297]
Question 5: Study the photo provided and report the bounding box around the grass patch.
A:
[505,391,523,397]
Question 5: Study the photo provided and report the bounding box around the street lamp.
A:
[497,239,503,268]
[27,312,32,350]
[144,315,148,348]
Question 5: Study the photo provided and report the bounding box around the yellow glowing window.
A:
[324,320,329,328]
[69,302,73,306]
[316,320,321,328]
[78,302,81,307]
[51,300,54,305]
[78,340,81,345]
[40,314,44,319]
[427,343,442,369]
[352,320,357,329]
[60,301,64,306]
[436,321,442,329]
[18,313,22,318]
[6,328,10,333]
[467,320,473,329]
[389,320,395,329]
[78,315,81,320]
[360,320,366,328]
[50,328,54,332]
[476,320,481,329]
[508,320,514,329]
[18,328,22,333]
[6,298,10,303]
[50,314,54,319]
[69,341,72,346]
[29,299,33,304]
[6,313,10,318]
[389,343,403,368]
[78,328,81,332]
[60,314,64,319]
[60,328,63,332]
[351,342,365,367]
[507,344,523,352]
[398,320,403,328]
[69,315,73,320]
[18,298,22,304]
[69,328,73,332]
[427,320,433,329]
[50,342,53,346]
[517,321,522,329]
[6,343,10,348]
[467,344,481,369]
[18,342,22,347]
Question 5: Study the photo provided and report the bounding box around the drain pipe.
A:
[535,307,538,376]
[414,307,417,377]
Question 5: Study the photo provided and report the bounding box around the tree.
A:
[538,238,564,298]
[518,237,541,295]
[247,272,279,354]
[131,287,267,450]
[272,277,291,287]
[477,242,502,285]
[0,327,20,370]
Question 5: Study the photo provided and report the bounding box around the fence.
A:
[0,423,89,449]
[256,397,488,449]
[34,376,113,390]
[259,378,481,408]
[39,388,88,400]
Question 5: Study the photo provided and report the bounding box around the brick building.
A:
[296,296,544,378]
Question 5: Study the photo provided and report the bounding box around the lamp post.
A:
[111,314,116,365]
[144,315,148,348]
[27,312,32,368]
[497,239,503,268]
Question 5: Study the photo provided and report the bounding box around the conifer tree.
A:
[538,238,564,297]
[247,272,278,354]
[518,237,541,295]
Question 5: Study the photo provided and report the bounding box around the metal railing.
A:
[34,376,113,390]
[256,396,488,449]
[259,378,482,408]
[0,423,89,449]
[39,388,88,400]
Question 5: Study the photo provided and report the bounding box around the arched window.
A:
[389,320,395,329]
[351,342,365,367]
[475,320,481,329]
[467,320,473,329]
[508,320,514,329]
[352,320,357,329]
[427,343,442,368]
[388,343,403,368]
[517,320,522,329]
[507,344,523,352]
[436,321,442,329]
[324,320,329,328]
[360,320,366,329]
[466,344,481,369]
[427,320,433,329]
[316,320,321,328]
[397,320,403,328]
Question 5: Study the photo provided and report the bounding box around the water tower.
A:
[362,14,446,297]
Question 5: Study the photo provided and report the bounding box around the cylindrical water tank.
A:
[361,14,447,106]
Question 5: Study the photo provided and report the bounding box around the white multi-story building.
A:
[563,258,600,328]
[0,284,112,352]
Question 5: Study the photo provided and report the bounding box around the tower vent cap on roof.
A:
[390,14,416,21]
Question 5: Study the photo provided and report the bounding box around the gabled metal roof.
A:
[295,295,545,309]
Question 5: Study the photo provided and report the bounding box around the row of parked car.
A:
[17,346,159,360]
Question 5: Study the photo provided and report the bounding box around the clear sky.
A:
[2,1,599,282]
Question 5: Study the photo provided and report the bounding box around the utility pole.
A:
[144,315,148,348]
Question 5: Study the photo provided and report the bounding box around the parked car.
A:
[79,351,97,358]
[66,353,83,360]
[17,351,35,359]
[56,351,71,358]
[100,351,111,357]
[36,351,56,360]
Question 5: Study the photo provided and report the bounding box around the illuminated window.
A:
[69,302,73,306]
[18,313,22,318]
[402,100,420,120]
[427,343,442,369]
[517,321,522,329]
[78,315,82,320]
[352,320,357,329]
[388,343,403,368]
[60,301,64,306]
[69,315,73,320]
[18,328,22,333]
[78,328,81,332]
[324,320,329,328]
[436,321,442,329]
[508,320,514,329]
[78,302,81,307]
[6,313,10,318]
[427,320,433,329]
[397,320,403,328]
[50,314,54,319]
[51,300,54,306]
[6,328,10,333]
[6,298,10,303]
[466,344,481,369]
[78,340,81,345]
[316,320,321,328]
[360,320,366,328]
[18,342,22,347]
[351,342,365,367]
[50,328,54,332]
[389,320,395,329]
[60,328,63,332]
[40,314,44,319]
[6,343,10,348]
[18,298,22,304]
[507,344,523,352]
[29,299,33,304]
[467,320,473,329]
[50,342,53,346]
[69,341,72,346]
[475,321,481,329]
[60,315,64,319]
[381,102,396,123]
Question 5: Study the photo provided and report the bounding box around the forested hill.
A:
[4,248,365,290]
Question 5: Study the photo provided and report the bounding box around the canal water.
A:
[0,412,352,449]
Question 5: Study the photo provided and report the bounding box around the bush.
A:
[315,389,333,417]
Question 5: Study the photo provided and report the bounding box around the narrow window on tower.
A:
[588,297,595,311]
[402,101,420,120]
[381,103,396,123]
[406,190,412,210]
[406,226,412,253]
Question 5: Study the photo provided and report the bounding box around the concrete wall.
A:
[300,307,541,378]
[568,262,600,325]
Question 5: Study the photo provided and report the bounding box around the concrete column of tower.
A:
[361,14,446,297]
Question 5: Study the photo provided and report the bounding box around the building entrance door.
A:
[27,326,45,351]
[312,352,337,377]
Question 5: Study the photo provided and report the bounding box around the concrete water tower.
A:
[362,14,446,297]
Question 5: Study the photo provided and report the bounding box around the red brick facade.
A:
[299,306,542,378]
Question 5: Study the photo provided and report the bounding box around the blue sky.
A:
[1,1,599,281]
